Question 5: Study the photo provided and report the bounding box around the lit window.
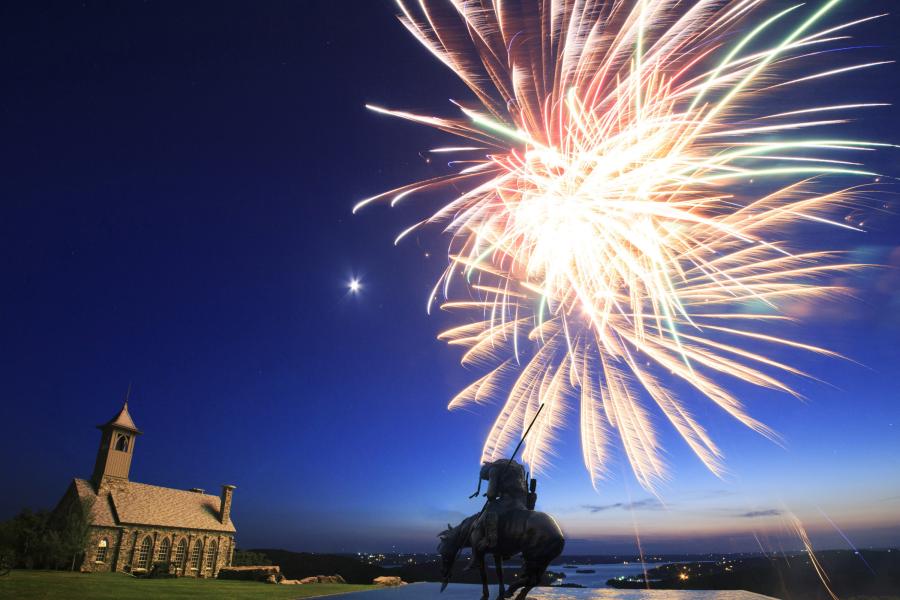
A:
[174,539,187,568]
[96,539,108,563]
[115,434,129,452]
[136,536,152,569]
[190,541,202,569]
[205,540,218,569]
[157,537,171,563]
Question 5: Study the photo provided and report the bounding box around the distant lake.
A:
[551,562,664,588]
[380,558,666,589]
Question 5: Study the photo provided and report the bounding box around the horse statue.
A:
[437,508,565,600]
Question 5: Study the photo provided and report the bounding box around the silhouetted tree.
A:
[56,498,94,571]
[0,499,94,571]
[0,518,14,575]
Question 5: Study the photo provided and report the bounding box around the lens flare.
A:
[358,0,892,492]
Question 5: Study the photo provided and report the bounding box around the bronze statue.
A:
[466,458,528,570]
[438,508,564,600]
[438,405,565,599]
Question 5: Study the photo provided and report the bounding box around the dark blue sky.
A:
[1,1,898,554]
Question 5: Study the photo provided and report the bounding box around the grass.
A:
[0,570,376,599]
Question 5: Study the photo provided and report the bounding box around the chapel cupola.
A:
[91,397,142,488]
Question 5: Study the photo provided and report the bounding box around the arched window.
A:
[96,538,109,563]
[156,537,171,563]
[115,434,129,452]
[205,539,218,569]
[174,539,187,568]
[190,540,202,570]
[136,536,152,569]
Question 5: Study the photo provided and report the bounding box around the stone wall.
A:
[218,565,282,582]
[81,524,234,577]
[82,526,120,573]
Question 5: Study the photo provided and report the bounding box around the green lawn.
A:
[0,570,376,599]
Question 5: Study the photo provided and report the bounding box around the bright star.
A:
[348,278,361,293]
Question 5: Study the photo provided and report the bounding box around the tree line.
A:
[0,498,93,574]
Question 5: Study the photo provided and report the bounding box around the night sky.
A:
[1,1,898,554]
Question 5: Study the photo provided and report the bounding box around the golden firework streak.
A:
[357,0,894,492]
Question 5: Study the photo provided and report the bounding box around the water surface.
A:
[551,562,664,588]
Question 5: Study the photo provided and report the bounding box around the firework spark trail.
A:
[788,513,841,600]
[751,531,770,558]
[622,475,652,589]
[818,507,877,575]
[746,510,843,599]
[358,0,893,491]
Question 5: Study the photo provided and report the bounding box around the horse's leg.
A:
[465,528,482,572]
[479,554,489,600]
[513,553,556,600]
[512,568,540,600]
[505,572,526,598]
[493,554,505,599]
[468,535,486,577]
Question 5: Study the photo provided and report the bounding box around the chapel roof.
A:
[73,478,236,533]
[73,479,117,527]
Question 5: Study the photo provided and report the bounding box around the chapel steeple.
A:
[91,394,142,488]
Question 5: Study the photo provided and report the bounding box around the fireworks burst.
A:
[356,0,892,492]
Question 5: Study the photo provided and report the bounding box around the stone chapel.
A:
[55,400,237,576]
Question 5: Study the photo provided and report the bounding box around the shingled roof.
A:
[73,478,236,533]
[73,479,118,527]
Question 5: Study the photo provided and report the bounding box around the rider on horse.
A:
[466,458,532,570]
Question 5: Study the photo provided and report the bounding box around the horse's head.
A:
[436,522,459,592]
